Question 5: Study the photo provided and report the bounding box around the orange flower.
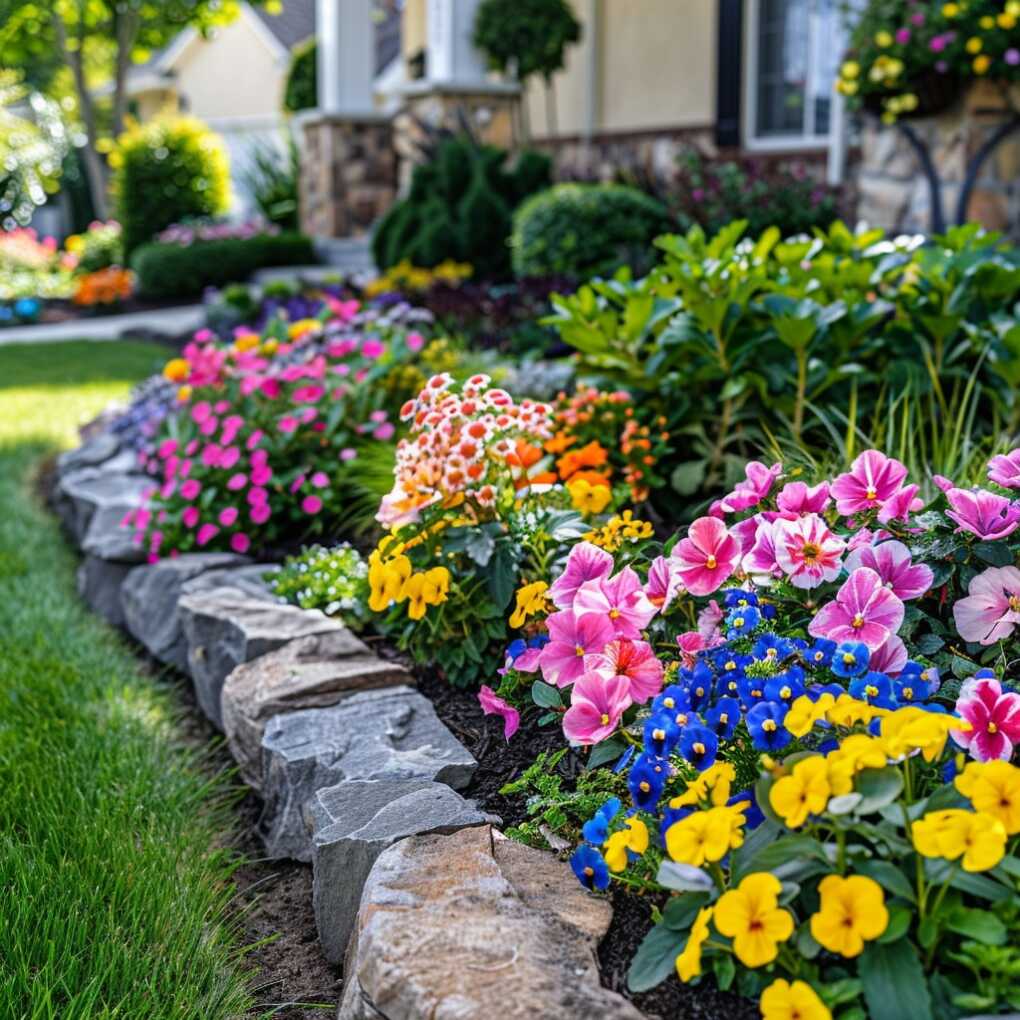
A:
[557,440,608,479]
[569,469,612,489]
[544,432,576,455]
[509,439,544,470]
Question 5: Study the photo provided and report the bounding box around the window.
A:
[745,0,847,149]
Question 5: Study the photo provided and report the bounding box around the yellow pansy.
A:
[825,693,888,728]
[841,60,860,79]
[912,809,1007,873]
[671,761,736,808]
[784,693,834,738]
[760,979,832,1020]
[770,756,831,829]
[665,805,745,867]
[874,29,893,46]
[604,817,649,872]
[942,2,959,15]
[675,906,714,983]
[163,358,190,383]
[367,553,411,613]
[176,385,193,403]
[974,54,991,74]
[810,874,888,957]
[955,760,1020,835]
[880,707,964,762]
[261,338,279,356]
[980,14,995,27]
[714,872,794,968]
[827,733,887,774]
[233,331,260,353]
[287,318,322,341]
[1002,10,1019,27]
[567,477,612,515]
[966,36,983,53]
[509,580,550,629]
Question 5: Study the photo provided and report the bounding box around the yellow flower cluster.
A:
[362,258,472,298]
[367,538,450,621]
[567,477,612,515]
[583,510,654,552]
[912,808,1006,872]
[665,802,748,867]
[509,580,550,629]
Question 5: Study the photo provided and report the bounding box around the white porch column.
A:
[425,0,489,86]
[317,0,376,115]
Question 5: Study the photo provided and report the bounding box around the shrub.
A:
[283,37,316,113]
[241,137,300,230]
[511,183,670,279]
[111,116,231,257]
[131,233,315,299]
[65,220,124,273]
[372,136,551,280]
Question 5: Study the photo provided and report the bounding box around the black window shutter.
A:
[715,0,743,148]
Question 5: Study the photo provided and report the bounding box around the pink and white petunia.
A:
[538,610,616,688]
[944,488,1020,542]
[671,517,741,596]
[868,633,909,676]
[987,448,1020,490]
[808,567,905,650]
[547,541,614,609]
[830,450,910,517]
[477,685,520,742]
[953,566,1020,646]
[574,568,658,640]
[772,513,846,589]
[562,672,632,745]
[951,673,1020,762]
[645,556,683,614]
[844,540,934,601]
[587,638,664,704]
[742,518,782,582]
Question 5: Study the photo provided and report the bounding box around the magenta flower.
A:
[876,483,923,524]
[945,487,1020,541]
[180,479,201,501]
[538,610,615,688]
[718,461,783,513]
[844,540,933,601]
[588,638,663,704]
[227,473,247,491]
[742,518,781,581]
[302,495,323,514]
[776,480,830,514]
[230,532,251,554]
[645,556,682,614]
[869,633,908,676]
[218,507,239,527]
[182,506,200,529]
[697,599,725,642]
[250,503,271,525]
[278,416,299,434]
[831,450,909,516]
[895,27,910,43]
[477,685,520,741]
[808,567,905,650]
[196,523,219,547]
[951,673,1020,761]
[953,566,1020,645]
[671,517,741,596]
[562,672,632,745]
[772,513,845,589]
[547,541,614,609]
[574,568,657,640]
[988,449,1020,490]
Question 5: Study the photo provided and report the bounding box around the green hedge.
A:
[283,38,317,113]
[131,233,315,299]
[511,182,670,279]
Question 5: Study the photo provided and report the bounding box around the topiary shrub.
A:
[511,183,670,279]
[371,136,551,280]
[283,37,317,113]
[111,115,231,258]
[130,232,315,300]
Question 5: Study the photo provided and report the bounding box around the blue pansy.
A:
[686,661,714,710]
[737,675,768,712]
[746,700,792,751]
[901,660,940,696]
[612,744,636,774]
[724,589,759,609]
[570,844,610,890]
[807,638,837,669]
[849,671,897,709]
[753,633,794,663]
[678,723,719,771]
[528,633,550,649]
[809,682,844,700]
[893,676,924,704]
[628,753,668,811]
[765,667,806,705]
[581,797,622,843]
[643,713,681,756]
[831,641,870,678]
[760,601,777,620]
[653,684,691,715]
[726,605,761,639]
[507,638,527,661]
[705,696,741,740]
[727,790,765,830]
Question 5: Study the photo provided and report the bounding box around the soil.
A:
[40,295,199,325]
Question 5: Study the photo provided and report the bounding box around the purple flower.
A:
[844,539,934,601]
[896,28,911,43]
[988,449,1020,489]
[1006,49,1020,66]
[945,487,1020,542]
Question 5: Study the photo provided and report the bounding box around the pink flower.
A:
[293,384,324,404]
[988,449,1020,489]
[477,685,520,741]
[406,331,425,352]
[547,541,614,609]
[742,518,782,580]
[718,461,783,513]
[587,638,663,704]
[697,600,725,642]
[219,446,241,470]
[199,416,219,437]
[302,495,323,514]
[218,507,239,527]
[373,422,396,441]
[250,503,271,524]
[362,338,386,359]
[191,401,212,424]
[845,540,933,601]
[945,488,1020,541]
[772,514,845,589]
[251,464,273,486]
[876,483,923,524]
[311,471,329,488]
[247,486,269,506]
[573,568,657,640]
[157,438,178,459]
[645,556,682,614]
[230,532,251,554]
[538,610,616,688]
[869,634,908,676]
[953,566,1020,645]
[808,567,905,650]
[340,448,358,462]
[182,506,200,529]
[831,450,909,516]
[677,631,715,669]
[247,430,264,451]
[260,378,281,399]
[278,416,299,434]
[672,517,741,595]
[180,479,201,501]
[562,672,632,745]
[196,523,219,547]
[776,480,830,514]
[895,27,910,43]
[951,673,1020,761]
[290,474,307,494]
[933,474,955,493]
[227,473,247,491]
[201,443,222,468]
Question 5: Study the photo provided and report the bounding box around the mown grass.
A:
[0,341,256,1020]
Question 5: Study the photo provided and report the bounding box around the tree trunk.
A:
[111,9,140,139]
[53,13,108,219]
[544,74,557,138]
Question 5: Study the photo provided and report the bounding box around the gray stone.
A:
[55,471,151,543]
[178,591,349,729]
[338,825,642,1020]
[221,632,412,788]
[120,554,251,671]
[77,555,134,627]
[56,433,121,477]
[180,562,280,602]
[80,501,147,563]
[308,780,496,963]
[258,687,476,861]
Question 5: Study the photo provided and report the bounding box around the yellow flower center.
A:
[609,608,621,619]
[600,713,610,725]
[902,687,914,700]
[865,487,877,501]
[752,689,762,699]
[575,644,585,656]
[780,686,792,700]
[865,685,878,698]
[639,781,650,793]
[705,555,717,569]
[763,720,777,732]
[801,542,821,563]
[733,617,745,628]
[693,742,705,755]
[663,697,675,709]
[852,613,865,629]
[720,713,729,724]
[583,866,594,877]
[653,728,665,741]
[766,648,777,658]
[1010,595,1020,612]
[695,686,705,697]
[842,653,856,665]
[988,722,998,734]
[726,661,736,671]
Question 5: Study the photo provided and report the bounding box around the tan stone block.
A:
[966,187,1009,230]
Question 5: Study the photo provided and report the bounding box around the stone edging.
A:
[52,429,640,1019]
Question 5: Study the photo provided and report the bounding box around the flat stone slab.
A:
[180,562,279,602]
[338,825,642,1020]
[178,590,350,730]
[308,780,497,963]
[56,433,122,477]
[120,553,251,671]
[77,555,134,627]
[258,686,476,862]
[222,632,412,788]
[55,471,150,543]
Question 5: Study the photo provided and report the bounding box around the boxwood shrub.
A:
[131,233,316,300]
[511,183,670,279]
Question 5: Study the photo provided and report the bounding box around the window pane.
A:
[809,0,843,135]
[756,0,808,137]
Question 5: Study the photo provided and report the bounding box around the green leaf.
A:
[924,860,1012,902]
[859,939,933,1020]
[484,540,518,610]
[796,925,821,959]
[627,923,687,993]
[657,861,714,893]
[586,737,626,771]
[854,766,904,814]
[531,681,562,709]
[739,834,828,874]
[463,529,496,566]
[855,860,916,903]
[670,459,707,496]
[973,541,1014,566]
[946,907,1007,945]
[661,892,711,931]
[878,904,913,944]
[713,953,736,991]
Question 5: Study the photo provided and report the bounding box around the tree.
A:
[0,0,274,218]
[473,0,581,138]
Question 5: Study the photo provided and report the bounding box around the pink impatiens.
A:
[573,567,657,640]
[562,672,632,745]
[953,566,1020,646]
[477,685,521,741]
[671,517,741,596]
[951,673,1020,762]
[547,541,614,609]
[538,610,616,688]
[809,567,905,650]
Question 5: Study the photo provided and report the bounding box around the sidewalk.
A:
[0,304,203,346]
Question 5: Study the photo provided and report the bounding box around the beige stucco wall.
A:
[403,0,427,61]
[135,88,179,122]
[522,0,717,138]
[173,12,286,121]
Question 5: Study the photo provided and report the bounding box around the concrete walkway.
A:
[0,304,203,346]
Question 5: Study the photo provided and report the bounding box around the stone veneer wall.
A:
[299,115,398,239]
[856,82,1020,241]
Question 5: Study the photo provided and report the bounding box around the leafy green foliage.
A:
[240,135,300,230]
[511,183,671,280]
[271,543,369,626]
[111,115,231,256]
[283,36,317,113]
[472,0,581,83]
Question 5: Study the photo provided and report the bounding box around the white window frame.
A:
[743,0,841,151]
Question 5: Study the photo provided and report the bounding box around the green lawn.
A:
[0,341,256,1019]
